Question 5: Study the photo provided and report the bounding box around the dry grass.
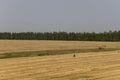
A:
[0,51,120,80]
[0,40,120,80]
[0,40,120,54]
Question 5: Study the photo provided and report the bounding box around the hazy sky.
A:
[0,0,120,32]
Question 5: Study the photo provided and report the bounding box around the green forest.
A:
[0,31,120,41]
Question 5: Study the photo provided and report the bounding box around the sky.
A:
[0,0,120,32]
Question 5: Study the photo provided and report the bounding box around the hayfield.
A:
[0,51,120,80]
[0,40,120,80]
[0,40,120,54]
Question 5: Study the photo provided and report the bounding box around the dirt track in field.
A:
[0,51,120,80]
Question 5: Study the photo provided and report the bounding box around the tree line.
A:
[0,31,120,41]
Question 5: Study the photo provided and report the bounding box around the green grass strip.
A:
[0,48,120,59]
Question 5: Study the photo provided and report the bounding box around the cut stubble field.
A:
[0,51,120,80]
[0,40,120,80]
[0,40,120,54]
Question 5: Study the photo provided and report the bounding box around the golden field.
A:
[0,40,120,53]
[0,40,120,80]
[0,51,120,80]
